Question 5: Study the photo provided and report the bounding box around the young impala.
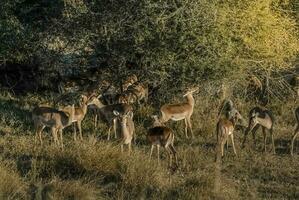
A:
[216,109,243,157]
[241,107,275,154]
[291,106,299,156]
[160,86,199,138]
[147,115,178,168]
[32,104,75,147]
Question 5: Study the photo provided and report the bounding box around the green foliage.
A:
[0,0,298,85]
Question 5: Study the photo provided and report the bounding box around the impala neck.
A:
[230,117,237,127]
[91,98,105,109]
[81,102,88,116]
[65,107,75,126]
[121,119,130,137]
[186,93,195,107]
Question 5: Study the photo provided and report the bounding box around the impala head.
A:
[79,95,89,105]
[86,94,105,108]
[248,110,260,129]
[183,86,199,97]
[151,115,163,127]
[113,110,133,125]
[228,108,243,123]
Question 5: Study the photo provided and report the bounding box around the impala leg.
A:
[78,121,83,140]
[291,126,299,156]
[133,132,136,145]
[107,126,111,140]
[113,118,117,139]
[73,123,77,141]
[251,125,260,147]
[150,145,154,159]
[221,140,225,157]
[169,144,178,167]
[144,93,148,104]
[35,125,44,145]
[230,134,237,155]
[270,128,275,154]
[58,129,64,148]
[262,127,267,153]
[121,144,124,153]
[184,119,189,138]
[128,143,132,155]
[165,146,172,167]
[157,145,160,164]
[187,117,194,138]
[51,127,58,145]
[242,127,251,149]
[94,114,98,129]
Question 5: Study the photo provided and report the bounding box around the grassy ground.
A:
[0,91,298,200]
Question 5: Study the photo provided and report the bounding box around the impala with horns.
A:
[88,94,133,140]
[291,106,299,156]
[242,107,275,154]
[32,104,75,147]
[147,115,178,168]
[159,86,199,138]
[113,110,135,154]
[216,109,243,157]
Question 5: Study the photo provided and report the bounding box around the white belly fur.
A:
[170,114,186,121]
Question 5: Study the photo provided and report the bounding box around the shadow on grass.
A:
[0,98,32,133]
[275,138,299,155]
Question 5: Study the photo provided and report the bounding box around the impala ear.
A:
[113,110,120,116]
[128,111,134,118]
[151,115,157,119]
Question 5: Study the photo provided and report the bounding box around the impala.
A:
[242,107,275,154]
[147,115,178,167]
[71,94,102,141]
[291,106,299,156]
[32,104,75,147]
[88,95,133,140]
[216,109,242,157]
[160,86,199,138]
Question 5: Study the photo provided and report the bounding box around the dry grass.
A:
[0,91,298,199]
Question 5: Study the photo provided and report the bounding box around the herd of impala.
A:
[31,74,299,169]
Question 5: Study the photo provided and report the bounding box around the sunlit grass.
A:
[0,91,298,199]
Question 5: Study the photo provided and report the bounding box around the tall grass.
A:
[0,90,298,199]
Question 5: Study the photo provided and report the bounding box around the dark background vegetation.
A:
[0,0,298,199]
[0,0,298,99]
